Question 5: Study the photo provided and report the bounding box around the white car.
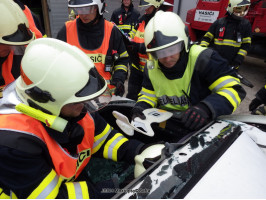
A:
[99,100,266,199]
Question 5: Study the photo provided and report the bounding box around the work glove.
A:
[131,106,146,121]
[181,103,211,131]
[251,105,266,115]
[249,98,263,112]
[111,79,125,97]
[250,86,266,112]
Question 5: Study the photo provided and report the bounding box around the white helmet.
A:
[134,144,165,178]
[68,0,105,15]
[16,38,107,116]
[139,0,164,8]
[0,0,34,45]
[227,0,251,17]
[144,11,189,58]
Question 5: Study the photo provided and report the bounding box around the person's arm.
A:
[0,144,95,198]
[135,66,158,109]
[197,50,246,118]
[200,20,218,47]
[91,112,144,164]
[109,26,129,84]
[110,10,117,24]
[231,20,252,66]
[56,25,67,42]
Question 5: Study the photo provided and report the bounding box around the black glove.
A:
[249,98,263,111]
[252,105,266,115]
[181,104,211,131]
[111,79,125,97]
[131,106,146,120]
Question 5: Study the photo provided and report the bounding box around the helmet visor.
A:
[73,5,97,14]
[84,89,112,113]
[75,67,106,98]
[150,42,184,59]
[139,0,150,7]
[2,24,33,44]
[68,0,94,7]
[233,5,249,17]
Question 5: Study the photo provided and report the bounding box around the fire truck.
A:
[185,0,266,60]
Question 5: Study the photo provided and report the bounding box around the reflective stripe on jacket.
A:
[148,45,203,110]
[65,19,114,85]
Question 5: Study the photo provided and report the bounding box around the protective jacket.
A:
[110,4,140,36]
[0,51,22,98]
[0,82,143,199]
[65,19,114,86]
[57,17,129,87]
[200,14,251,66]
[126,15,151,100]
[136,45,246,118]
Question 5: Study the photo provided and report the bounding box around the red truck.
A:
[185,0,266,60]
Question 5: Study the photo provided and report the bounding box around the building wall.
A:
[173,0,197,22]
[47,0,69,38]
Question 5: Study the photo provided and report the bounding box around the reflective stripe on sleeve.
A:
[103,133,128,161]
[204,32,214,40]
[0,187,11,199]
[65,181,89,199]
[27,169,63,199]
[209,76,240,92]
[113,64,128,72]
[242,37,251,44]
[238,49,247,57]
[92,124,112,154]
[214,39,241,47]
[217,88,241,111]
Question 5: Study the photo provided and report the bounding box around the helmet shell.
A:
[227,0,251,15]
[16,38,107,116]
[134,144,165,178]
[139,0,164,8]
[0,0,34,45]
[68,0,105,15]
[144,11,189,53]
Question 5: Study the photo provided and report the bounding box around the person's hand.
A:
[131,106,146,121]
[249,98,263,112]
[111,79,125,97]
[252,105,266,115]
[181,104,211,131]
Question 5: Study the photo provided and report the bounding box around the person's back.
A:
[200,0,252,68]
[0,0,34,98]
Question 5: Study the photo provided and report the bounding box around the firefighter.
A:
[0,38,160,198]
[249,85,266,115]
[131,11,246,131]
[57,0,129,97]
[200,0,252,70]
[110,0,140,37]
[13,0,44,38]
[0,0,35,98]
[126,0,173,101]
